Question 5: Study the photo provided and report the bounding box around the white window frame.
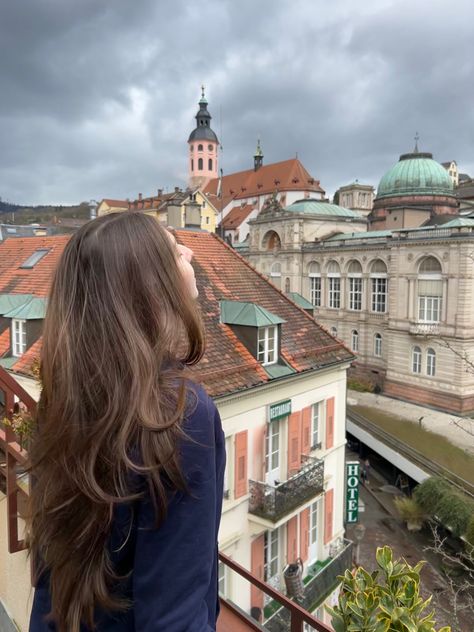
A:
[311,403,322,450]
[223,436,232,500]
[427,348,436,377]
[328,277,341,309]
[417,258,442,324]
[264,529,279,581]
[412,347,422,374]
[349,277,362,311]
[218,560,228,597]
[265,421,280,475]
[309,500,319,549]
[374,333,382,358]
[12,319,27,357]
[257,325,278,365]
[418,294,442,323]
[371,277,387,313]
[351,330,359,352]
[309,275,321,307]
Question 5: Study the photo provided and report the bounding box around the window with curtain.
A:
[370,259,388,313]
[327,261,341,309]
[348,260,363,311]
[308,262,321,307]
[351,330,359,352]
[427,348,436,376]
[412,346,422,373]
[418,257,442,323]
[374,333,382,357]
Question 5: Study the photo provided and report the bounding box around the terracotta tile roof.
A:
[12,337,41,374]
[221,204,255,230]
[203,158,325,205]
[176,230,353,398]
[103,199,129,208]
[0,328,10,355]
[0,235,70,297]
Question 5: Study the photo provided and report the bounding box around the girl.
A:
[28,212,225,631]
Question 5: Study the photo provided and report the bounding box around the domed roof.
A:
[286,199,364,218]
[187,90,219,144]
[377,151,454,199]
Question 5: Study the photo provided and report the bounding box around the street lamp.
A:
[353,523,366,567]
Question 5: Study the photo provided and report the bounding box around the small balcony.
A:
[249,455,324,523]
[409,321,440,336]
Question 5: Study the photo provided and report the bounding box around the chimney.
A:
[184,199,201,229]
[157,189,163,196]
[174,186,181,193]
[167,204,184,230]
[138,193,142,201]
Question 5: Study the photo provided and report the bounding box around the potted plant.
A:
[394,496,426,531]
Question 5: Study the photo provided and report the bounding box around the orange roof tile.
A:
[102,199,128,208]
[204,158,325,204]
[176,230,352,397]
[0,235,70,297]
[0,328,10,356]
[12,337,42,375]
[221,204,256,230]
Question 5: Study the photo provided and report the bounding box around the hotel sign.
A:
[346,461,360,523]
[269,399,292,422]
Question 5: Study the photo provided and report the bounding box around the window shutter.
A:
[301,406,312,456]
[287,516,298,564]
[299,508,310,562]
[254,424,266,482]
[234,430,248,498]
[326,397,335,449]
[288,412,301,475]
[251,535,265,612]
[324,488,334,545]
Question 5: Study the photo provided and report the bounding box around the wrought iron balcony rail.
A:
[218,552,333,632]
[249,455,324,523]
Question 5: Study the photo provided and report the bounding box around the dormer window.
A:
[257,325,278,365]
[12,319,26,357]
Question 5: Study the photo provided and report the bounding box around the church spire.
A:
[254,138,264,171]
[187,88,219,189]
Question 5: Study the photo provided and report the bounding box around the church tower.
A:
[188,87,219,189]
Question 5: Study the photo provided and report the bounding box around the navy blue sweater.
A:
[29,384,226,632]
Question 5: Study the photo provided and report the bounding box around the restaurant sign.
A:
[346,461,360,523]
[269,399,292,422]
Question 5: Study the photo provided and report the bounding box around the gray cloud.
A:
[1,0,473,204]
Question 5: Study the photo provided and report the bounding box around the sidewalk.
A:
[348,389,474,455]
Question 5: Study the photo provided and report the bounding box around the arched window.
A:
[190,145,194,152]
[270,262,281,290]
[412,346,422,373]
[208,158,213,171]
[308,262,321,307]
[198,158,203,171]
[330,326,338,337]
[370,260,387,313]
[427,348,436,376]
[418,257,442,323]
[208,144,213,152]
[348,260,363,311]
[351,330,359,352]
[198,144,203,151]
[374,333,382,357]
[262,230,281,252]
[191,159,194,171]
[285,277,290,293]
[327,261,341,309]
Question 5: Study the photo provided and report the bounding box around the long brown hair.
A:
[27,212,204,631]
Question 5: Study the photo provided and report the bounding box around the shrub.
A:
[327,546,450,632]
[414,477,474,538]
[394,496,426,526]
[347,378,374,393]
[413,477,450,513]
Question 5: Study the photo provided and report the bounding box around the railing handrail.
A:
[218,552,334,632]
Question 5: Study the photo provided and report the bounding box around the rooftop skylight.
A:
[19,248,50,269]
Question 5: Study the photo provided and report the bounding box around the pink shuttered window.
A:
[299,508,310,562]
[326,397,335,449]
[301,406,312,456]
[288,412,301,475]
[234,430,248,498]
[324,488,334,544]
[287,516,298,564]
[251,535,265,611]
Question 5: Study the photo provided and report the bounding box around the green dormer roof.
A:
[377,151,454,199]
[4,296,48,320]
[220,300,285,327]
[0,293,34,316]
[286,292,314,309]
[285,199,364,219]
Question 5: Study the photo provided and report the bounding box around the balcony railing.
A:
[0,366,36,554]
[409,321,440,335]
[218,552,333,632]
[249,455,324,523]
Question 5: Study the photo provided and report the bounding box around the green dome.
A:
[286,199,363,218]
[376,152,454,199]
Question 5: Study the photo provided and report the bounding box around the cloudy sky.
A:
[1,0,473,205]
